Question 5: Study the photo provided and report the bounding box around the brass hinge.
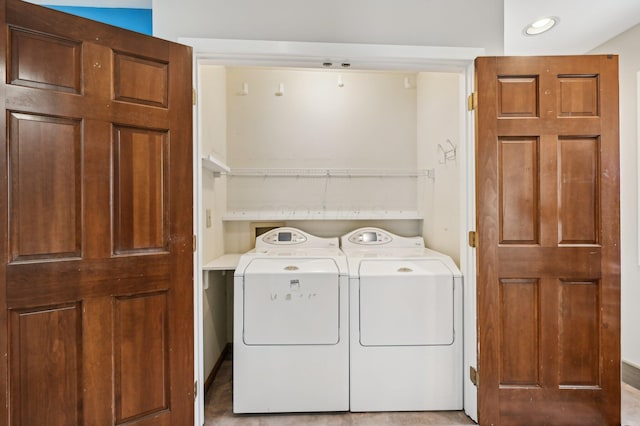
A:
[192,88,197,105]
[193,234,197,252]
[467,92,477,111]
[468,231,477,248]
[470,366,478,387]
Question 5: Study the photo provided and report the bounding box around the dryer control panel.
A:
[348,230,391,245]
[341,227,424,249]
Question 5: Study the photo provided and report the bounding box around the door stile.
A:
[475,56,500,424]
[0,0,7,419]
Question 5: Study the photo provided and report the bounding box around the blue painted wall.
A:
[44,6,152,35]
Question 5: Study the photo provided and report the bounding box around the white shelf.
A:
[222,210,423,221]
[202,154,230,175]
[202,254,242,290]
[202,254,242,270]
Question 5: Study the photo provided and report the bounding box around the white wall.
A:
[152,0,504,55]
[417,72,462,264]
[591,24,640,368]
[200,65,230,376]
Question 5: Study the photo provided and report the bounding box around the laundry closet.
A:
[196,61,467,406]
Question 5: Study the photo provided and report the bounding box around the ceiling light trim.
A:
[523,16,559,36]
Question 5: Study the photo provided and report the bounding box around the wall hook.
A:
[437,139,457,164]
[403,76,413,89]
[239,82,249,96]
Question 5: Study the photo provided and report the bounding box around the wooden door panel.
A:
[114,52,169,107]
[476,55,619,425]
[499,278,540,386]
[558,280,600,387]
[497,77,538,118]
[499,137,539,244]
[557,76,598,117]
[113,126,169,253]
[115,292,169,423]
[9,113,81,261]
[1,1,194,424]
[9,27,81,93]
[558,137,599,245]
[10,304,82,426]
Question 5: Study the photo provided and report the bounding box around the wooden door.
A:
[475,55,620,425]
[0,1,194,424]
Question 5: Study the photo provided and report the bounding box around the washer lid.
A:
[245,257,340,274]
[243,258,341,345]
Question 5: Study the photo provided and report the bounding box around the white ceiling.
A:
[504,0,640,55]
[23,0,640,55]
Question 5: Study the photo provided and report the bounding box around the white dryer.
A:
[341,227,463,412]
[233,227,349,413]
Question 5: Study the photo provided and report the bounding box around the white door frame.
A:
[180,37,482,425]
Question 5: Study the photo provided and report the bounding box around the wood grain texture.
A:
[476,55,620,425]
[0,1,194,424]
[498,138,539,244]
[9,113,81,261]
[10,304,82,426]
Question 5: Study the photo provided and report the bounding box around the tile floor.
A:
[205,360,640,425]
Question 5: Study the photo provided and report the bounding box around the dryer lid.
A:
[358,259,453,277]
[358,259,455,347]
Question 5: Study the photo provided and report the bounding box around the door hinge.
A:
[193,234,197,252]
[194,380,198,399]
[468,231,477,248]
[467,92,477,111]
[192,88,197,105]
[470,366,478,387]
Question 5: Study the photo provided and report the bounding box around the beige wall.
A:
[225,67,419,217]
[591,24,640,368]
[417,72,462,264]
[200,65,229,376]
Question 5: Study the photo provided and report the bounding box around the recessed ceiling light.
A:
[523,17,558,36]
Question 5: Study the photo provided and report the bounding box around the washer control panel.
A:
[348,230,391,245]
[261,229,307,245]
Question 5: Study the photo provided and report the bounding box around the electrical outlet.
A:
[206,209,212,228]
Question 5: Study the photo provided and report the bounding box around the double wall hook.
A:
[437,139,457,164]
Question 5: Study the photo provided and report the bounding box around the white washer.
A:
[341,227,463,412]
[233,227,349,413]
